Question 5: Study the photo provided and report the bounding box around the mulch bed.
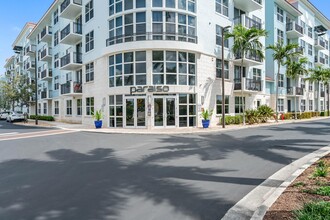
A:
[264,154,330,220]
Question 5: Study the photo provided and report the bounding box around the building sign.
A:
[130,86,170,95]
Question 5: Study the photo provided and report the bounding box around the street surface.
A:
[0,119,330,220]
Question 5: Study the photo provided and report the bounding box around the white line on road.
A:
[0,130,78,141]
[0,132,19,136]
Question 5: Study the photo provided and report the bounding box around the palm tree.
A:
[308,67,330,114]
[286,57,308,119]
[225,25,267,125]
[266,41,301,122]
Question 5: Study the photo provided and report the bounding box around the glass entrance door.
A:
[154,97,176,127]
[125,97,146,128]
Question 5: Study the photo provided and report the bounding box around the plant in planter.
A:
[201,109,212,128]
[92,109,103,129]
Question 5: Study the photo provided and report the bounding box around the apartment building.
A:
[3,0,330,129]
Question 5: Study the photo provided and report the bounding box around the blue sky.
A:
[0,0,329,76]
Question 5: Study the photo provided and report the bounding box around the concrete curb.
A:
[221,145,330,220]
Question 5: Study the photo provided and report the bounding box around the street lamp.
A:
[34,51,38,125]
[221,26,231,128]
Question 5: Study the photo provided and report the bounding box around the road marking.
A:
[0,132,19,136]
[0,130,78,141]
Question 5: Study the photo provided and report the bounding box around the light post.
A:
[221,26,231,128]
[34,52,38,125]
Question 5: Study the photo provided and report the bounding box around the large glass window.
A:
[66,100,72,115]
[109,51,146,87]
[153,51,196,86]
[86,62,94,82]
[216,25,229,48]
[178,0,195,12]
[85,0,94,23]
[85,30,94,52]
[215,0,228,17]
[301,99,306,112]
[54,101,59,115]
[216,95,229,114]
[109,0,122,16]
[309,100,313,111]
[86,97,94,115]
[77,99,82,116]
[179,94,196,127]
[279,74,284,87]
[277,7,284,22]
[109,95,123,127]
[216,59,229,79]
[277,29,283,43]
[235,96,245,114]
[278,99,284,112]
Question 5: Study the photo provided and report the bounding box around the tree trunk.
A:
[294,78,297,120]
[241,59,245,125]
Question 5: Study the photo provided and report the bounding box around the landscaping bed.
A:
[264,154,330,220]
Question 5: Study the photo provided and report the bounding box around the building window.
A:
[216,59,229,79]
[277,7,284,22]
[86,97,94,115]
[321,100,324,111]
[66,100,72,115]
[85,0,94,22]
[86,62,94,82]
[85,31,94,52]
[278,99,284,112]
[54,53,59,68]
[309,82,313,91]
[54,9,58,25]
[38,103,41,114]
[300,39,306,54]
[109,0,122,16]
[301,79,305,89]
[179,94,196,127]
[279,74,284,87]
[109,95,123,127]
[216,95,229,114]
[235,96,245,114]
[301,99,306,112]
[300,21,306,34]
[253,68,262,81]
[77,99,82,116]
[43,103,47,115]
[54,101,59,115]
[54,31,59,46]
[152,51,195,86]
[308,26,313,38]
[54,76,59,90]
[309,100,313,111]
[178,0,195,12]
[216,25,229,48]
[216,0,229,17]
[277,29,284,43]
[308,44,313,56]
[109,51,147,87]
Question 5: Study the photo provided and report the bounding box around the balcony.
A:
[25,61,36,71]
[40,47,52,62]
[28,96,36,103]
[315,56,326,67]
[60,22,82,45]
[60,0,82,20]
[321,91,325,97]
[15,55,23,64]
[234,78,262,93]
[39,26,52,43]
[234,0,262,12]
[40,68,52,81]
[25,45,36,56]
[106,32,198,46]
[294,46,305,56]
[233,14,262,30]
[233,51,262,66]
[60,81,82,96]
[286,22,304,39]
[41,89,53,100]
[314,37,326,50]
[287,87,304,96]
[60,52,82,70]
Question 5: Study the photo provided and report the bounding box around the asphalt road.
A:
[0,119,330,220]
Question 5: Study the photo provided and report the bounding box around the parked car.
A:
[0,111,11,120]
[6,111,25,123]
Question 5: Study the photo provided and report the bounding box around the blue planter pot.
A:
[202,119,210,128]
[94,120,102,129]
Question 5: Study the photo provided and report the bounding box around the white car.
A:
[0,111,11,120]
[6,111,25,123]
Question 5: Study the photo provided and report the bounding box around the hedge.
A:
[29,115,55,121]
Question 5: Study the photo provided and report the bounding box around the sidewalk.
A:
[17,116,330,134]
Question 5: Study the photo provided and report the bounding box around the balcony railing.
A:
[60,52,82,67]
[286,22,303,35]
[315,56,326,64]
[245,78,262,91]
[60,81,82,95]
[25,61,36,70]
[60,22,82,40]
[25,45,36,55]
[106,32,198,46]
[40,26,52,40]
[41,69,52,79]
[60,0,82,13]
[235,51,262,62]
[40,48,52,60]
[233,15,262,30]
[41,90,53,99]
[315,38,326,48]
[287,87,304,95]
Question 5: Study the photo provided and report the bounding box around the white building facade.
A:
[3,0,330,129]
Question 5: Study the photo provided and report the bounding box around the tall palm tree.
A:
[225,25,267,125]
[286,57,308,119]
[308,67,330,114]
[266,41,301,122]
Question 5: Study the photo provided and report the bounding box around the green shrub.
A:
[245,109,260,124]
[283,112,294,120]
[220,115,243,125]
[257,105,274,123]
[300,112,312,119]
[29,115,55,121]
[294,201,330,220]
[313,165,328,178]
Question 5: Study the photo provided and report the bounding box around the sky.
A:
[0,0,329,77]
